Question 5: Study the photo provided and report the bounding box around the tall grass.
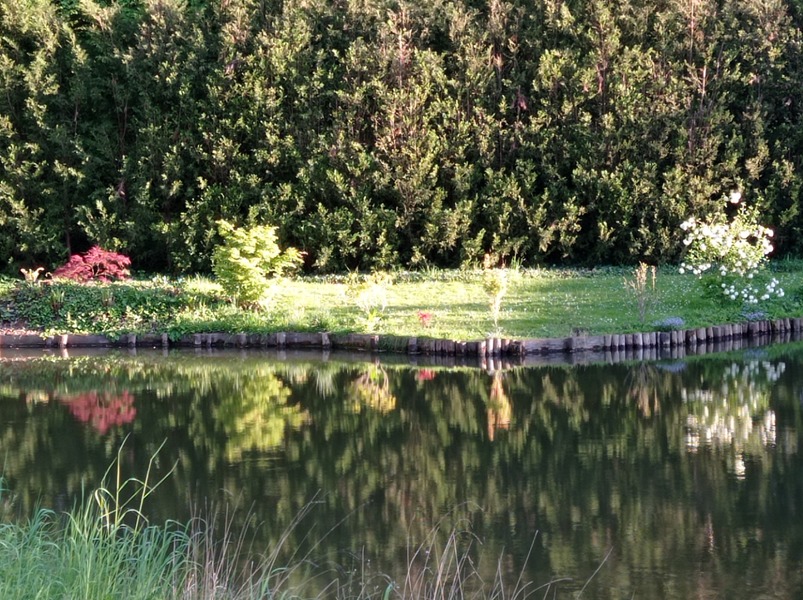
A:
[0,479,551,600]
[0,437,602,599]
[0,503,552,599]
[0,494,185,599]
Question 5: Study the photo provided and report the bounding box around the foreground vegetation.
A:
[2,262,803,342]
[0,473,538,600]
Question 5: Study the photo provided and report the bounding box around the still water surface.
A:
[0,345,802,598]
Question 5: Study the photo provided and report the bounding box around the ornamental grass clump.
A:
[624,262,656,324]
[679,191,783,305]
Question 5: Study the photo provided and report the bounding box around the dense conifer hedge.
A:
[2,0,802,273]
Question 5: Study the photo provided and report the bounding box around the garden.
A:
[1,192,799,347]
[4,0,803,597]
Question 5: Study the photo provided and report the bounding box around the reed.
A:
[0,447,581,599]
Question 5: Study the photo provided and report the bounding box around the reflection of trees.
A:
[625,363,664,417]
[0,349,803,597]
[349,363,396,413]
[487,372,511,440]
[212,369,307,462]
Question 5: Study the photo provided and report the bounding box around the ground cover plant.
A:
[2,263,802,342]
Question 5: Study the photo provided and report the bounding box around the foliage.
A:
[2,0,803,273]
[482,254,512,334]
[3,265,803,340]
[345,271,392,332]
[680,191,784,305]
[52,246,132,283]
[211,221,303,310]
[7,278,184,336]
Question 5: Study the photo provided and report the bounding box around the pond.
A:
[0,344,801,599]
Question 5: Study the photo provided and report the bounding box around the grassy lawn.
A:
[2,262,802,341]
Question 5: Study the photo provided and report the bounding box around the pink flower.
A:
[417,311,434,328]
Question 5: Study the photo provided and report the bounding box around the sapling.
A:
[482,254,511,334]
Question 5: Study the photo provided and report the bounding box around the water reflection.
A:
[60,391,137,434]
[0,346,801,598]
[683,360,780,455]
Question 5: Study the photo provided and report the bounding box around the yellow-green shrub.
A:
[212,221,303,309]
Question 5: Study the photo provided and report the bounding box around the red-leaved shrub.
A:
[52,246,131,282]
[60,391,137,434]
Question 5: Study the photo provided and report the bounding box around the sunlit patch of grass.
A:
[2,265,803,340]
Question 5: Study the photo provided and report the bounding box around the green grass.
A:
[0,475,543,600]
[2,263,803,341]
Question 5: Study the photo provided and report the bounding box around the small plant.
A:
[741,309,768,322]
[52,246,131,282]
[417,310,434,328]
[482,254,510,334]
[679,190,783,305]
[100,287,115,307]
[49,288,66,315]
[346,271,391,332]
[624,262,657,324]
[212,220,304,310]
[20,267,44,285]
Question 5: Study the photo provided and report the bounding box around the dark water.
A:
[0,345,802,599]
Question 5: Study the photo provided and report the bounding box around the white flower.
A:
[729,191,742,204]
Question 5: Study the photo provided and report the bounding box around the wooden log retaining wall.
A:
[1,318,801,358]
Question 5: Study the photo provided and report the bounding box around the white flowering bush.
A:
[679,191,783,304]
